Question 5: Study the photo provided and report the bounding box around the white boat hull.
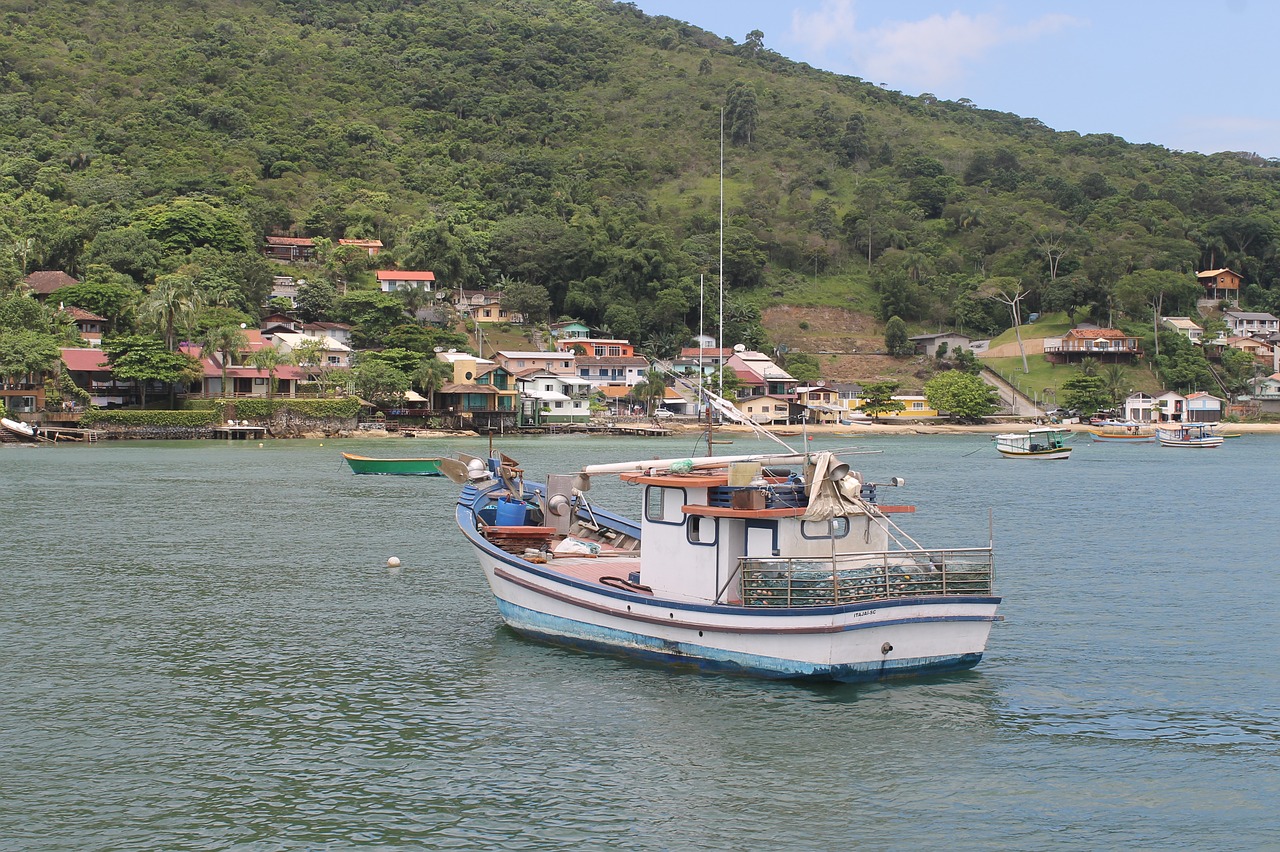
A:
[996,447,1072,459]
[473,546,999,681]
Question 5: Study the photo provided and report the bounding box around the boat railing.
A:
[738,547,994,607]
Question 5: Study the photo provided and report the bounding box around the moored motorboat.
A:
[1088,421,1155,443]
[995,427,1072,459]
[1155,422,1224,448]
[448,449,1000,682]
[342,452,443,475]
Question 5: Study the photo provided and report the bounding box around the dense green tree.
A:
[924,371,999,421]
[296,277,337,323]
[783,351,821,382]
[860,380,905,420]
[1114,270,1199,359]
[55,276,142,333]
[0,328,61,389]
[82,227,166,285]
[104,334,203,409]
[354,359,410,402]
[142,273,202,351]
[883,315,911,356]
[499,279,552,325]
[1059,374,1110,415]
[725,82,759,145]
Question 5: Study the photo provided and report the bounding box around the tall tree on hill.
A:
[142,273,202,351]
[725,82,758,145]
[1114,269,1199,360]
[981,277,1030,374]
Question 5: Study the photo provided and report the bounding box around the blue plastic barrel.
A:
[495,496,527,526]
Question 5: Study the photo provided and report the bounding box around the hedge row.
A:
[216,398,361,419]
[81,410,221,427]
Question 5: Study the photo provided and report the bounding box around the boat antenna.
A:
[718,106,725,400]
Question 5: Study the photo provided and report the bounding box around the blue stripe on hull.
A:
[494,598,984,683]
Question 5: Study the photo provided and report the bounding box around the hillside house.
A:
[376,270,435,293]
[457,290,521,324]
[725,350,797,401]
[338,238,383,257]
[1162,316,1203,341]
[263,236,315,262]
[22,270,78,302]
[1043,328,1142,363]
[548,320,591,339]
[909,331,973,357]
[303,322,353,347]
[62,306,107,345]
[1196,268,1241,304]
[1221,309,1279,337]
[495,350,576,376]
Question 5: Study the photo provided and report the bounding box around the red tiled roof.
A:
[61,306,107,321]
[60,348,110,372]
[377,270,435,281]
[1064,328,1131,339]
[339,239,384,248]
[679,347,732,357]
[265,236,315,247]
[24,271,78,294]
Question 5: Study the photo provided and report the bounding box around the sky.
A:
[631,0,1280,159]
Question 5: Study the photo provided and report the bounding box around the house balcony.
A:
[1043,340,1142,364]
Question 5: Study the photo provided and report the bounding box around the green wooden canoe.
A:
[343,452,444,476]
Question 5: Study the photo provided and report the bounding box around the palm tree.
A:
[1101,364,1130,407]
[249,345,288,397]
[290,338,326,386]
[630,371,668,415]
[142,273,201,351]
[199,325,248,398]
[413,357,454,410]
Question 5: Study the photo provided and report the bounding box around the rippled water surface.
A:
[3,433,1278,850]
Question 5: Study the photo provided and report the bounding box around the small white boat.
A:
[1,417,36,441]
[995,427,1072,459]
[1156,422,1223,448]
[448,449,1000,682]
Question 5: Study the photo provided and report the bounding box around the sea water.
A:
[1,433,1277,850]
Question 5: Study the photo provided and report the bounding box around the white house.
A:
[269,331,352,368]
[377,270,435,293]
[516,371,593,424]
[495,350,577,376]
[735,393,792,425]
[1222,309,1279,337]
[1123,392,1156,422]
[1152,391,1187,422]
[303,322,353,347]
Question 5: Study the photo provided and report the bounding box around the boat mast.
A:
[716,109,725,456]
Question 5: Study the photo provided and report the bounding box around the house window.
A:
[594,346,605,356]
[255,378,266,386]
[554,401,563,409]
[579,368,589,378]
[482,309,492,318]
[912,402,924,410]
[608,346,621,356]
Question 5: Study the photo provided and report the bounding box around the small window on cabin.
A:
[801,517,850,539]
[645,487,665,522]
[687,515,716,545]
[465,371,473,380]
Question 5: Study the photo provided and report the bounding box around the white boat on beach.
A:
[447,448,1000,682]
[1,417,36,441]
[995,427,1072,459]
[1156,422,1224,448]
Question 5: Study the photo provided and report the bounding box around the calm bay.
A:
[2,432,1277,850]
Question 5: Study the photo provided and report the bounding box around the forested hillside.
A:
[3,0,1280,357]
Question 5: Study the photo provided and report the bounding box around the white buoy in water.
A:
[386,556,401,568]
[258,442,264,447]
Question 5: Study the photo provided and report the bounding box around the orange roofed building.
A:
[1042,328,1142,364]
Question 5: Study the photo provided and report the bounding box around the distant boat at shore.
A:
[342,452,444,476]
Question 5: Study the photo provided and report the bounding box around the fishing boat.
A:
[1155,422,1224,449]
[446,448,1000,682]
[1088,421,1155,443]
[342,452,443,476]
[1,417,36,441]
[995,427,1072,459]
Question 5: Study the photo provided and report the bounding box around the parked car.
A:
[652,408,675,419]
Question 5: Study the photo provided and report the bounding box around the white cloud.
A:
[789,3,1082,92]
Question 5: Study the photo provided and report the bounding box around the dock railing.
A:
[739,547,994,607]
